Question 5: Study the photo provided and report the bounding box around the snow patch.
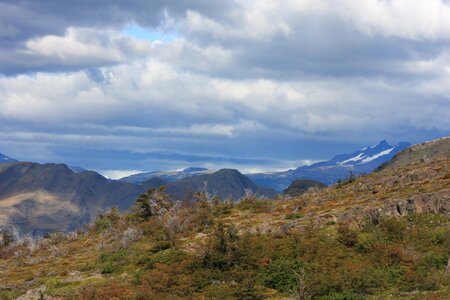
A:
[338,152,366,164]
[359,148,394,164]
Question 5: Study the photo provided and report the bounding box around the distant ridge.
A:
[120,167,213,183]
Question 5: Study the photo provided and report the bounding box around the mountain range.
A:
[0,162,275,236]
[248,140,411,190]
[0,139,412,236]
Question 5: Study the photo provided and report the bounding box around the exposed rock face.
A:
[368,189,450,224]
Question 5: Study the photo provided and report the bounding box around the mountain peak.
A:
[371,139,390,149]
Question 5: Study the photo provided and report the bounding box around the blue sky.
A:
[0,0,449,178]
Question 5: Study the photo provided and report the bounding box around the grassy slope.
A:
[0,157,449,299]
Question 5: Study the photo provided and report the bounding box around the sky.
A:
[0,0,449,178]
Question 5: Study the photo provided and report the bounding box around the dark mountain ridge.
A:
[164,169,277,201]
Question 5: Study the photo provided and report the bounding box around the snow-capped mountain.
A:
[0,152,17,164]
[313,140,411,172]
[119,167,213,184]
[248,140,411,191]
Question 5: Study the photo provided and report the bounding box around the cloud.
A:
[0,0,449,172]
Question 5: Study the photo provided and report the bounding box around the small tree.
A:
[133,186,172,220]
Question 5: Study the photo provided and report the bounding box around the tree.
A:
[1,229,16,247]
[133,186,172,220]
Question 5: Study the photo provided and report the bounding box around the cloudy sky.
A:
[0,0,449,177]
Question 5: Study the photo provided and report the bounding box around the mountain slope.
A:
[0,162,165,237]
[165,169,277,200]
[120,167,212,183]
[249,140,411,190]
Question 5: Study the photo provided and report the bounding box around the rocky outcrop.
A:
[368,189,450,224]
[336,189,450,224]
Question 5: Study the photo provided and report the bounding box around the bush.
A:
[337,224,358,247]
[380,218,406,242]
[261,258,306,293]
[236,196,274,213]
[285,212,304,220]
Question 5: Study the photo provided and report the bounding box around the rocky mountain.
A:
[164,169,277,201]
[0,152,17,164]
[0,162,165,237]
[248,140,411,191]
[120,167,212,183]
[283,179,326,197]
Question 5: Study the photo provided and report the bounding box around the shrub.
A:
[380,218,406,242]
[337,224,358,247]
[236,196,274,213]
[285,212,304,220]
[261,258,306,293]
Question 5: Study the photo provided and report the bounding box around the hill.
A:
[0,137,448,299]
[248,140,410,190]
[0,162,165,237]
[164,169,277,200]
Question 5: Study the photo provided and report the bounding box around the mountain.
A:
[164,169,277,201]
[120,167,212,183]
[0,162,165,237]
[0,152,17,163]
[248,140,411,191]
[283,179,326,197]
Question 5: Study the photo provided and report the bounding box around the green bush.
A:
[236,196,274,213]
[285,212,303,220]
[261,258,306,293]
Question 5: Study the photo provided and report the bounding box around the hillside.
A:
[379,137,450,170]
[0,138,448,299]
[0,162,165,237]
